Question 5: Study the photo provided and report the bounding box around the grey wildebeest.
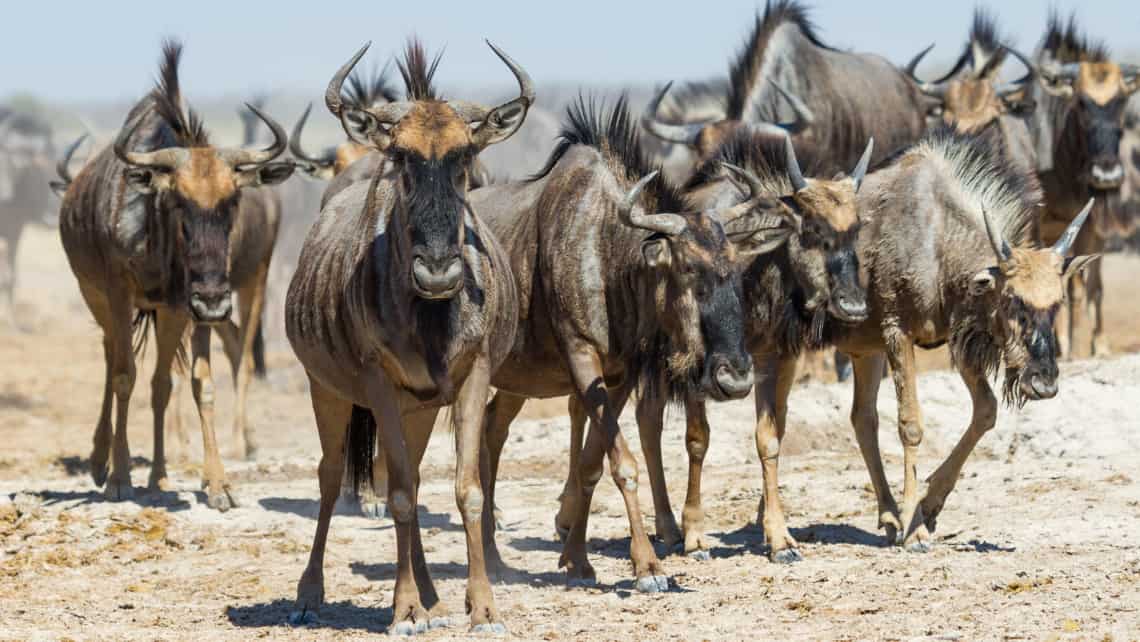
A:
[642,0,926,178]
[1030,13,1139,357]
[468,96,791,591]
[0,112,58,327]
[285,39,530,633]
[834,129,1098,551]
[56,41,293,508]
[635,130,874,562]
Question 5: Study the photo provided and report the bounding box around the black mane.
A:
[725,0,833,120]
[397,38,443,101]
[149,39,209,146]
[531,92,685,212]
[686,127,827,190]
[1041,11,1109,63]
[343,62,399,110]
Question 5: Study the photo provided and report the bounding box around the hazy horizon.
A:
[4,1,1138,105]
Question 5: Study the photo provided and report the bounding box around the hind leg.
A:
[1086,258,1110,357]
[290,376,352,624]
[231,267,268,459]
[554,394,587,541]
[635,380,682,552]
[481,391,525,576]
[104,295,138,501]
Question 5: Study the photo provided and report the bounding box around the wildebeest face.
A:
[970,204,1099,405]
[782,179,868,324]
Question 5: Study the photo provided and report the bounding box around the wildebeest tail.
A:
[252,325,267,379]
[343,405,376,500]
[131,310,188,367]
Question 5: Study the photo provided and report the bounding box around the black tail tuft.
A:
[252,325,267,379]
[343,405,376,500]
[132,310,156,359]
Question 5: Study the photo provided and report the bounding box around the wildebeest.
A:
[835,129,1098,551]
[642,0,927,177]
[904,10,1038,173]
[56,41,293,508]
[0,111,58,327]
[469,96,791,590]
[1030,12,1139,357]
[285,39,531,633]
[636,130,874,562]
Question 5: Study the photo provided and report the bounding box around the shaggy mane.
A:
[149,39,209,146]
[344,62,399,110]
[1040,11,1109,63]
[685,127,827,195]
[397,38,443,101]
[725,0,833,120]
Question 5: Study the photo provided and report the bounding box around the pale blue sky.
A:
[4,1,1136,102]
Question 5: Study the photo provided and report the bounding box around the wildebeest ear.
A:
[1062,254,1100,281]
[237,160,296,189]
[733,225,793,257]
[123,167,171,194]
[641,237,672,268]
[343,108,390,149]
[473,98,528,148]
[969,268,998,297]
[48,180,68,198]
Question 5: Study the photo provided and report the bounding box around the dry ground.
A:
[1,227,1139,640]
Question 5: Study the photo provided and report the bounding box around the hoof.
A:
[905,540,932,554]
[288,608,318,626]
[91,462,109,488]
[771,548,803,564]
[360,500,388,520]
[428,616,452,630]
[635,574,670,593]
[207,488,235,512]
[884,525,900,546]
[471,622,508,634]
[687,549,711,562]
[104,479,134,502]
[389,619,428,636]
[147,474,171,492]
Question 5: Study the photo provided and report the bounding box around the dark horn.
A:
[996,47,1038,96]
[113,107,186,170]
[905,43,950,97]
[55,134,88,185]
[289,103,334,168]
[224,102,288,166]
[784,135,808,193]
[617,171,688,236]
[981,207,1014,266]
[486,40,534,106]
[640,82,708,146]
[766,80,814,133]
[326,42,371,117]
[1052,198,1094,257]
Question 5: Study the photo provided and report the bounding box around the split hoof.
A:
[206,488,235,512]
[288,608,318,626]
[635,574,670,593]
[360,499,388,520]
[428,616,452,630]
[471,622,508,635]
[905,540,932,554]
[104,479,134,502]
[389,619,429,636]
[770,548,803,564]
[687,549,711,562]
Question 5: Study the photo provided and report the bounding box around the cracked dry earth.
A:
[1,228,1139,640]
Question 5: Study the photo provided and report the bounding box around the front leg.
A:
[920,365,997,534]
[634,380,683,553]
[190,325,234,511]
[849,353,901,543]
[754,356,801,563]
[680,391,712,559]
[882,327,930,552]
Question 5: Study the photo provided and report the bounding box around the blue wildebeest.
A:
[286,39,531,633]
[56,41,293,509]
[1029,12,1139,357]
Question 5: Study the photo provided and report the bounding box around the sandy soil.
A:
[1,227,1139,640]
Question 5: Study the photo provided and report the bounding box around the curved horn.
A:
[1052,198,1094,257]
[289,103,335,168]
[905,43,951,98]
[851,137,874,192]
[766,80,815,133]
[784,135,808,193]
[220,102,288,166]
[640,81,708,146]
[447,41,535,124]
[55,134,88,184]
[981,206,1013,266]
[719,162,798,231]
[326,42,370,117]
[617,171,687,236]
[113,108,187,170]
[995,47,1037,96]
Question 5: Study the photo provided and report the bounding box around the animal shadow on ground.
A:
[0,391,37,410]
[258,497,463,532]
[708,521,885,558]
[226,598,392,633]
[510,532,688,561]
[33,487,192,512]
[55,455,151,477]
[350,558,568,589]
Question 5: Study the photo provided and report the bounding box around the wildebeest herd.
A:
[7,1,1138,635]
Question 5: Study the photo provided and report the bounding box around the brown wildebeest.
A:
[643,0,926,177]
[636,130,874,562]
[468,95,792,591]
[57,41,293,508]
[1030,12,1139,357]
[286,39,531,634]
[837,129,1098,551]
[0,112,58,327]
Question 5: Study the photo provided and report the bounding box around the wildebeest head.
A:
[326,40,532,300]
[621,166,793,401]
[641,80,813,160]
[768,136,872,325]
[115,44,293,323]
[906,44,1037,134]
[1038,60,1140,189]
[969,200,1098,405]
